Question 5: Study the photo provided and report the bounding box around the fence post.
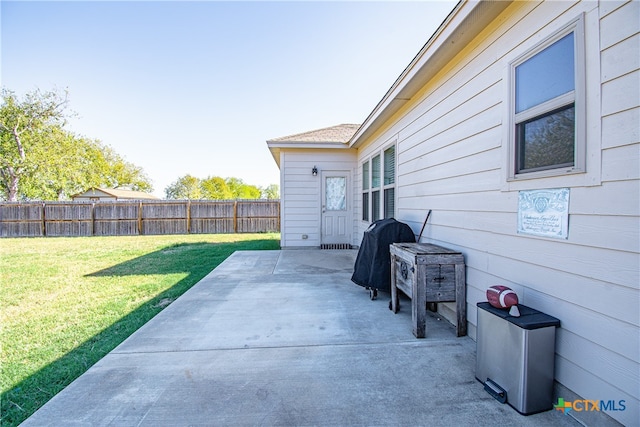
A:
[187,200,191,234]
[138,201,143,235]
[233,200,238,233]
[42,202,46,237]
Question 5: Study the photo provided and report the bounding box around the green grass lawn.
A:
[0,233,280,427]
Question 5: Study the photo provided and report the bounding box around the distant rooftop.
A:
[72,187,159,200]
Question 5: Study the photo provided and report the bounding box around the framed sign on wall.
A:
[517,188,570,239]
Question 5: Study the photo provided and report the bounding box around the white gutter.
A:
[266,140,354,167]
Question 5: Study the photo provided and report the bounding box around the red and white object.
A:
[486,285,519,309]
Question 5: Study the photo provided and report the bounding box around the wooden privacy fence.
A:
[0,200,280,238]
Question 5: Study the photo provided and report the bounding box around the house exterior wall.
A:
[280,148,356,248]
[353,1,639,425]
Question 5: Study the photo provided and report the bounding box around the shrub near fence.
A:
[0,199,280,237]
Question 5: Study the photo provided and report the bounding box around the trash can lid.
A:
[477,302,560,329]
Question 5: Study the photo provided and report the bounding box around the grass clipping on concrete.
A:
[0,233,280,427]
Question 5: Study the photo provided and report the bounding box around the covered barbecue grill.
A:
[351,218,415,299]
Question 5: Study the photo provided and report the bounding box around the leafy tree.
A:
[0,87,153,200]
[0,88,69,201]
[261,184,280,200]
[20,127,88,200]
[165,174,203,199]
[201,176,233,199]
[96,144,153,192]
[225,177,261,199]
[17,130,152,200]
[165,174,268,200]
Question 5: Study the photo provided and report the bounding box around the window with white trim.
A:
[362,144,396,222]
[371,154,381,221]
[361,161,369,221]
[383,145,395,218]
[510,17,585,179]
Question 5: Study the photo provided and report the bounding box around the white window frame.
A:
[507,15,586,181]
[361,142,397,223]
[382,145,396,219]
[361,160,370,222]
[371,153,381,222]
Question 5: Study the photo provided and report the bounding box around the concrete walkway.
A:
[22,250,580,426]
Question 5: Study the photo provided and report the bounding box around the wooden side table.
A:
[390,242,467,338]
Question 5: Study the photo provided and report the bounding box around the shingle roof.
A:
[72,187,159,200]
[98,188,159,200]
[268,124,360,144]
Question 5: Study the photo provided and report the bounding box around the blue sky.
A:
[2,1,457,198]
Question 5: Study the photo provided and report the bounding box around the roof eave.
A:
[267,141,354,168]
[349,0,511,148]
[266,141,352,149]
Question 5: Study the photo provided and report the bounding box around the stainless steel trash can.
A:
[475,302,560,415]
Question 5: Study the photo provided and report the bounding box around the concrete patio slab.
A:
[22,250,582,426]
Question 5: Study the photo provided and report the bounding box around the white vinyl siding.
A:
[352,1,638,425]
[279,149,356,248]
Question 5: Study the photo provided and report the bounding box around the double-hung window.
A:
[361,161,369,221]
[383,146,395,218]
[510,18,585,178]
[371,154,381,221]
[362,144,396,222]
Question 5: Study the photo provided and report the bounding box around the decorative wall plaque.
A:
[518,188,570,239]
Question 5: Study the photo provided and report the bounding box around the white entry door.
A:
[321,171,351,246]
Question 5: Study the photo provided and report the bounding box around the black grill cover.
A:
[351,218,415,293]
